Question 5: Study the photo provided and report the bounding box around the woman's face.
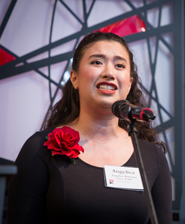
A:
[70,40,133,110]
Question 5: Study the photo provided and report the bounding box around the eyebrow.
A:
[89,54,127,63]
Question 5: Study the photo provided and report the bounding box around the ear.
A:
[128,77,133,92]
[70,70,79,89]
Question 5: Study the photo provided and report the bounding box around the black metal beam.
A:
[0,0,17,39]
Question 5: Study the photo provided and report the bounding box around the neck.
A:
[70,105,127,141]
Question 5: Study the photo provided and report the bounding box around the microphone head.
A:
[112,100,156,122]
[112,100,130,119]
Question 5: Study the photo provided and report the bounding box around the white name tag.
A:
[104,165,144,191]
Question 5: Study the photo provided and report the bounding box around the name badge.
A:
[104,165,144,191]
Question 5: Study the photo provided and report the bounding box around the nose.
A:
[101,64,115,80]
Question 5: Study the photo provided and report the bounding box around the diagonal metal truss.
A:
[0,0,184,215]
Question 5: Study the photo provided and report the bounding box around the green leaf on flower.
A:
[70,158,76,164]
[46,136,49,140]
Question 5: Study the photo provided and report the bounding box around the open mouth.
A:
[96,83,117,91]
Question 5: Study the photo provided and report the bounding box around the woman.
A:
[8,32,172,224]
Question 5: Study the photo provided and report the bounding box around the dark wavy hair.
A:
[43,32,166,152]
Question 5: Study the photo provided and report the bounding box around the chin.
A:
[97,99,115,108]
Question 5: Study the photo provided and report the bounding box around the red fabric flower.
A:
[44,126,84,159]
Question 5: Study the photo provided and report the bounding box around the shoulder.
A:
[16,128,54,162]
[24,128,54,146]
[137,138,168,171]
[137,138,165,157]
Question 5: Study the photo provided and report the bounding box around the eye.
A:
[91,60,102,65]
[115,64,125,68]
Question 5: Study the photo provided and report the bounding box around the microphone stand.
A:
[128,120,159,224]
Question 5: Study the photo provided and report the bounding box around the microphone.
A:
[112,100,156,122]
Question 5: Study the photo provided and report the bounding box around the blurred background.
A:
[0,0,184,223]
